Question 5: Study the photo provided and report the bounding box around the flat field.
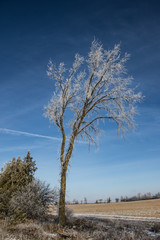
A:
[67,199,160,218]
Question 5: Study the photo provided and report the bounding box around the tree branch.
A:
[77,116,113,135]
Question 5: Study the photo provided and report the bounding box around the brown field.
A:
[67,199,160,218]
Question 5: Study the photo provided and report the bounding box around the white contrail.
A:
[0,128,61,141]
[0,128,89,145]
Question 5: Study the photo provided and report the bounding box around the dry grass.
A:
[1,200,160,239]
[0,217,158,240]
[67,199,160,218]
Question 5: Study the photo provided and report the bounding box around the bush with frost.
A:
[9,179,58,221]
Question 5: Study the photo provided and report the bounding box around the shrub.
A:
[9,179,58,221]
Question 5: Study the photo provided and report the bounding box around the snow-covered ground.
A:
[74,213,160,222]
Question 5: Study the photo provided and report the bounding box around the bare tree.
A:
[44,40,142,226]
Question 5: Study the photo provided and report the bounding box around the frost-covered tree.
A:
[44,40,143,226]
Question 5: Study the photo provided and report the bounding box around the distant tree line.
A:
[66,197,88,205]
[95,197,111,204]
[120,192,160,202]
[94,192,160,204]
[67,191,160,205]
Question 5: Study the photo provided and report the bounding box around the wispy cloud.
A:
[0,128,61,141]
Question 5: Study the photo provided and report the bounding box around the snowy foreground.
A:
[1,214,160,239]
[75,213,160,222]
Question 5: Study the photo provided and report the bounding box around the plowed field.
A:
[67,199,160,218]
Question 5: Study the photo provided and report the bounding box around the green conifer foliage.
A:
[0,151,37,216]
[23,151,37,182]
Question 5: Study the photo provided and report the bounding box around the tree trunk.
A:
[58,135,75,227]
[58,167,67,227]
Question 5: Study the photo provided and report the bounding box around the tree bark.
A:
[58,167,67,227]
[58,135,75,227]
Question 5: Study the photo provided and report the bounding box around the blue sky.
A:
[0,0,160,202]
